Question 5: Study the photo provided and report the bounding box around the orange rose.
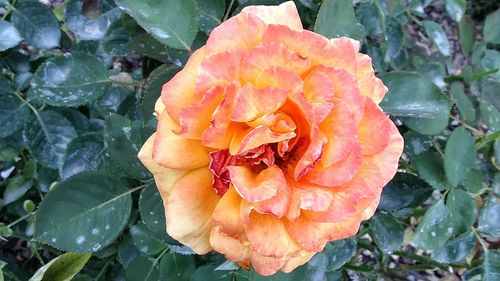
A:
[138,1,403,276]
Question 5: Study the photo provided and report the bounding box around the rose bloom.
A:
[138,1,403,276]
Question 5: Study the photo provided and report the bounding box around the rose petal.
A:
[281,251,316,273]
[355,53,388,104]
[162,47,205,122]
[245,212,303,259]
[205,12,266,55]
[179,85,224,139]
[250,251,286,276]
[303,143,362,187]
[153,111,209,169]
[242,1,302,30]
[228,165,285,202]
[165,168,219,254]
[320,99,358,167]
[231,84,288,122]
[196,49,243,94]
[358,97,392,155]
[229,125,296,155]
[137,133,188,195]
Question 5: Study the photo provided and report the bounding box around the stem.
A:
[472,228,489,253]
[450,116,484,137]
[7,213,33,228]
[93,259,112,281]
[223,0,235,21]
[155,247,170,262]
[476,131,500,150]
[393,251,448,270]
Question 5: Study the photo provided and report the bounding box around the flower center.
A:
[209,145,276,196]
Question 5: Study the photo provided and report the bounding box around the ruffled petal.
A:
[281,251,316,273]
[165,168,219,254]
[195,50,243,94]
[178,85,224,139]
[242,1,302,30]
[161,47,205,122]
[355,53,388,104]
[228,165,285,202]
[245,212,303,259]
[205,12,266,55]
[153,111,209,169]
[303,143,362,187]
[358,97,392,156]
[231,84,288,122]
[230,126,296,155]
[137,133,188,195]
[320,99,357,167]
[250,251,286,276]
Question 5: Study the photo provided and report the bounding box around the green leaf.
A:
[445,0,466,22]
[249,265,307,281]
[125,256,160,281]
[355,1,383,37]
[117,235,140,267]
[102,17,133,56]
[195,0,224,34]
[458,16,475,56]
[369,213,404,253]
[478,200,500,237]
[403,131,432,157]
[450,82,476,122]
[480,101,500,132]
[139,183,167,238]
[314,0,364,40]
[478,50,500,83]
[484,9,500,44]
[29,253,91,281]
[421,20,450,56]
[65,0,123,40]
[130,222,168,255]
[444,127,477,187]
[34,172,132,252]
[379,173,433,213]
[412,200,454,250]
[3,177,32,205]
[29,53,110,107]
[0,94,30,138]
[115,0,198,50]
[11,0,60,49]
[141,64,179,122]
[384,17,404,62]
[484,250,500,281]
[414,151,448,190]
[159,253,196,281]
[192,265,236,281]
[380,72,449,135]
[59,134,106,180]
[104,114,150,179]
[446,189,476,236]
[23,111,77,169]
[0,20,22,51]
[431,232,476,263]
[322,238,356,270]
[461,169,484,194]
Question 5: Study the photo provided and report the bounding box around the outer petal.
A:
[165,168,219,254]
[250,251,286,276]
[245,212,303,259]
[205,12,266,55]
[355,53,388,104]
[178,85,224,139]
[281,251,316,273]
[242,1,303,30]
[161,47,205,122]
[153,111,209,169]
[228,165,285,202]
[358,97,392,156]
[137,133,187,196]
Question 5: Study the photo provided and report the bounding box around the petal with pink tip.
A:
[242,1,303,30]
[358,97,392,155]
[231,84,288,122]
[228,165,285,202]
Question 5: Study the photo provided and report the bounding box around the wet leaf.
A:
[444,127,477,187]
[422,20,450,56]
[412,200,454,250]
[314,0,364,40]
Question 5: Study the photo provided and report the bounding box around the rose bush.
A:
[139,1,403,275]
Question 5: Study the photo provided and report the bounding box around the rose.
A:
[138,1,403,276]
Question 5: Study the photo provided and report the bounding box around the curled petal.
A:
[253,181,290,218]
[179,85,224,139]
[228,165,285,202]
[245,212,303,259]
[250,251,287,276]
[137,133,188,195]
[355,53,388,104]
[202,82,240,149]
[165,168,219,254]
[196,50,243,94]
[320,99,358,167]
[153,111,209,169]
[241,41,310,84]
[303,143,362,187]
[242,1,303,30]
[230,126,296,155]
[205,12,266,55]
[303,69,334,103]
[231,84,288,122]
[281,251,316,273]
[358,97,392,156]
[162,47,205,122]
